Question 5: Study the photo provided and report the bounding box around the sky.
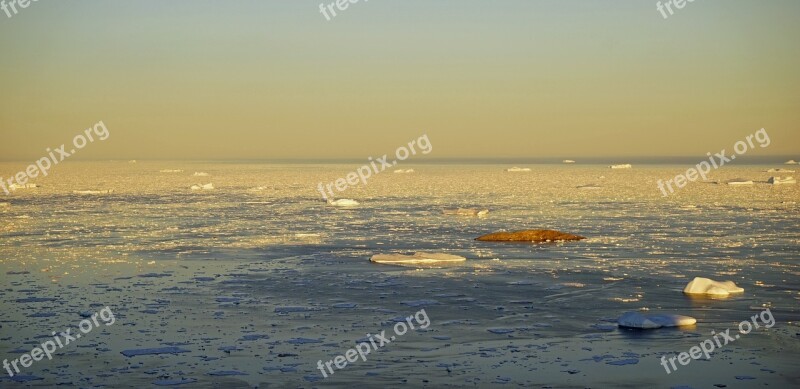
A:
[0,0,798,161]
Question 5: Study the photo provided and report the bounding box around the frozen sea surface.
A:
[0,162,798,388]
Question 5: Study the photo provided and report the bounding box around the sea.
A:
[0,162,798,388]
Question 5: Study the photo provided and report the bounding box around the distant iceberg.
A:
[562,160,576,164]
[393,169,415,174]
[766,168,795,173]
[190,183,214,190]
[576,184,602,190]
[328,199,359,207]
[505,167,531,172]
[609,164,632,169]
[193,172,210,177]
[785,160,798,165]
[767,176,796,185]
[683,277,744,296]
[159,169,183,173]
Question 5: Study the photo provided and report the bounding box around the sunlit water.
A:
[1,162,798,388]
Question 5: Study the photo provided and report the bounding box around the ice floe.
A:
[609,164,632,169]
[768,176,796,185]
[193,172,210,176]
[190,183,214,190]
[393,169,415,173]
[327,199,359,207]
[73,189,114,194]
[370,252,467,265]
[617,312,696,329]
[442,208,489,217]
[505,167,531,172]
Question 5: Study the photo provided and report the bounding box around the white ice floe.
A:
[609,164,632,169]
[393,169,415,174]
[327,199,359,207]
[725,178,754,186]
[767,176,796,185]
[766,168,795,173]
[785,160,798,165]
[159,169,184,173]
[506,167,531,172]
[683,277,744,296]
[190,183,214,190]
[442,208,489,217]
[73,190,113,194]
[563,160,576,164]
[370,252,466,265]
[193,172,210,177]
[617,312,696,329]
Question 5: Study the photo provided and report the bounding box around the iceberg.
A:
[617,312,696,329]
[766,168,795,173]
[159,169,184,173]
[193,172,210,177]
[576,184,602,190]
[785,160,798,165]
[683,277,744,296]
[609,164,632,169]
[563,160,576,164]
[506,167,531,172]
[767,176,796,185]
[393,169,415,173]
[190,183,214,190]
[370,252,466,265]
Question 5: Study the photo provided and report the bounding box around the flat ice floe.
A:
[190,183,214,190]
[370,252,466,265]
[505,167,531,172]
[617,312,696,329]
[609,164,632,169]
[327,199,359,207]
[683,277,744,296]
[725,178,754,185]
[393,168,415,173]
[73,189,113,194]
[767,176,796,185]
[442,208,489,217]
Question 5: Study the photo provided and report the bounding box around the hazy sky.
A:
[1,0,798,160]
